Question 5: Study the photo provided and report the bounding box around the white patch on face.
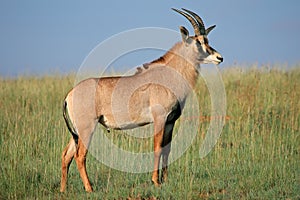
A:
[202,44,208,54]
[203,54,220,65]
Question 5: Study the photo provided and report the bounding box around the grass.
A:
[0,66,299,199]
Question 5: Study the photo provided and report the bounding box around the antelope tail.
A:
[63,100,79,145]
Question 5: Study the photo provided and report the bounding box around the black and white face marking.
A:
[194,35,223,64]
[195,36,211,54]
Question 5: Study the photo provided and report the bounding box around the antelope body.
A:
[60,8,223,192]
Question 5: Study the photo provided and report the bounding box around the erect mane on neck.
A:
[150,42,182,65]
[134,41,199,86]
[150,42,199,88]
[133,43,181,75]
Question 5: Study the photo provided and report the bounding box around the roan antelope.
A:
[60,8,223,192]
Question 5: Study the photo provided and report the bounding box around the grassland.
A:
[0,66,299,199]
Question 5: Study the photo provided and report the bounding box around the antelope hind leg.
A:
[74,139,93,192]
[60,138,77,192]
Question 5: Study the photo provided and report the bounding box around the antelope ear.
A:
[180,26,189,43]
[205,25,216,35]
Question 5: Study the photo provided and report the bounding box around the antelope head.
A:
[172,8,223,65]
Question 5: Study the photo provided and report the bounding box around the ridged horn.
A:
[181,8,206,35]
[172,8,201,36]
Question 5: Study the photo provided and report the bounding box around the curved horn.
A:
[172,8,201,36]
[205,25,216,35]
[181,8,206,35]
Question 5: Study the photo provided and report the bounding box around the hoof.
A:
[85,187,93,192]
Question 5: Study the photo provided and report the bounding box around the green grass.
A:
[0,66,299,199]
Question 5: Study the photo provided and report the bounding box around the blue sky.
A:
[0,1,299,76]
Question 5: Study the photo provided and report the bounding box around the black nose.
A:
[217,56,223,62]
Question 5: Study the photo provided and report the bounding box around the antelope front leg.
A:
[161,147,170,183]
[151,118,165,186]
[161,123,174,183]
[152,131,163,186]
[151,106,167,186]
